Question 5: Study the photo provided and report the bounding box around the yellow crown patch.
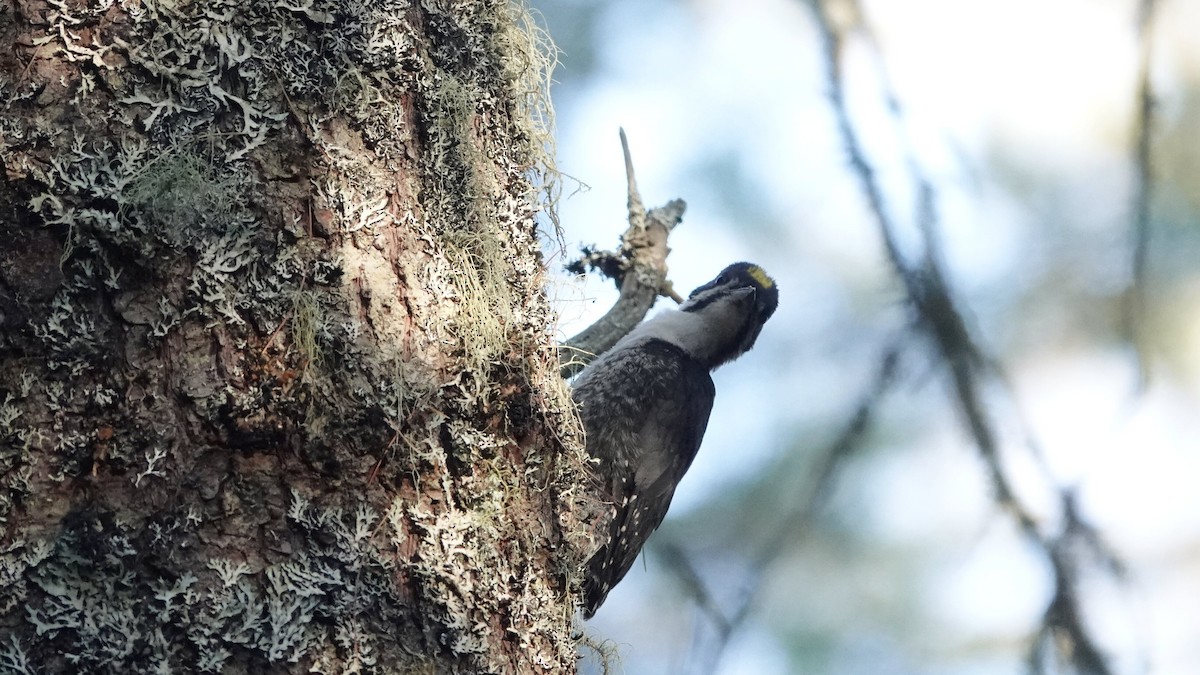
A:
[747,265,774,289]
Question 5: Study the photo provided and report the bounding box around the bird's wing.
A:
[628,356,714,502]
[578,339,715,617]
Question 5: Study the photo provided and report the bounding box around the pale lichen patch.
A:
[1,0,591,671]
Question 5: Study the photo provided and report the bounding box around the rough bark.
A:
[0,0,593,672]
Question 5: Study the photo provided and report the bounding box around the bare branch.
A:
[559,129,687,377]
[1123,0,1159,391]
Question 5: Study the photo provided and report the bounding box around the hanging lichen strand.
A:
[0,0,590,672]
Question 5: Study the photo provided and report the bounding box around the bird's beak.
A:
[731,287,756,306]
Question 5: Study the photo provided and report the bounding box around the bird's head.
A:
[679,262,778,367]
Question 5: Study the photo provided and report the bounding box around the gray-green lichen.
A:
[0,0,591,671]
[3,497,417,672]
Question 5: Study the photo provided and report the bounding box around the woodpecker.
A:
[572,262,779,617]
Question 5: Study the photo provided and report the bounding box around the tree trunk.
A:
[0,1,592,672]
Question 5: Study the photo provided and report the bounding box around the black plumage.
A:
[572,262,778,618]
[573,339,715,617]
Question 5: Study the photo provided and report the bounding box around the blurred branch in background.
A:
[807,0,1135,671]
[1124,0,1159,392]
[659,341,903,675]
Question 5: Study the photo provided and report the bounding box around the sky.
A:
[532,0,1200,673]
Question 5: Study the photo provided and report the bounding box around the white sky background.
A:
[534,0,1200,673]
